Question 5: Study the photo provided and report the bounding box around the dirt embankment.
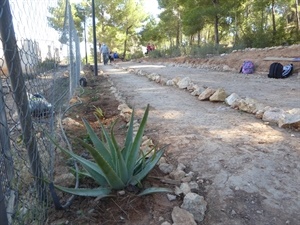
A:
[144,44,300,75]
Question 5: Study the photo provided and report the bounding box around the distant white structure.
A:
[19,39,42,74]
[0,39,60,75]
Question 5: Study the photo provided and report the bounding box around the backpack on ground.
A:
[240,61,255,74]
[268,62,293,79]
[282,64,293,78]
[268,62,283,78]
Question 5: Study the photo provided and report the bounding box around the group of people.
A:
[99,43,119,65]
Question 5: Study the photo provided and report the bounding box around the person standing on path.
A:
[100,43,109,65]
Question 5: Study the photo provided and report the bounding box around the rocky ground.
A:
[48,45,300,225]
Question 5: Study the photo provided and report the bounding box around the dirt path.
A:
[101,61,300,225]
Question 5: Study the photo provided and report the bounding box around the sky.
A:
[70,0,161,17]
[143,0,161,17]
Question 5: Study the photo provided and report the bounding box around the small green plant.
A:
[90,96,99,102]
[93,105,104,119]
[53,104,171,197]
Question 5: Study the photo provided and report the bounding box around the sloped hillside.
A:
[145,45,300,75]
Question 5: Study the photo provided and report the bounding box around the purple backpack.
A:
[240,61,255,74]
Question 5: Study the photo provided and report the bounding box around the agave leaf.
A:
[130,148,165,186]
[99,123,118,166]
[66,153,108,186]
[123,111,134,160]
[82,118,113,165]
[77,139,125,189]
[126,104,150,176]
[69,167,108,186]
[99,122,128,180]
[137,187,173,196]
[110,119,121,152]
[69,167,91,178]
[81,162,108,186]
[133,150,147,175]
[51,136,108,185]
[54,185,112,197]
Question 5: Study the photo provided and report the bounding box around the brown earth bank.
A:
[143,44,300,75]
[47,45,300,225]
[46,73,179,225]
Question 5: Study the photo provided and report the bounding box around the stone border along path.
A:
[115,63,300,131]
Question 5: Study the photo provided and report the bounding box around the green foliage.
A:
[48,0,85,38]
[53,104,171,197]
[127,50,145,60]
[93,106,104,119]
[48,0,300,60]
[36,58,58,72]
[148,43,228,59]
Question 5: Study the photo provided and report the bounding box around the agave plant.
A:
[93,105,104,119]
[54,104,171,197]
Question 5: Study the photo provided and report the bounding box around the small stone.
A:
[161,222,171,225]
[180,183,191,195]
[159,163,174,174]
[181,176,192,183]
[169,170,186,180]
[174,186,183,196]
[159,216,164,221]
[118,190,125,195]
[189,181,199,190]
[167,194,177,201]
[177,163,186,171]
[231,209,237,216]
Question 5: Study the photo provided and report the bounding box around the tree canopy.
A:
[48,0,300,58]
[48,0,148,59]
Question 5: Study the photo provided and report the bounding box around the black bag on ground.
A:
[268,62,283,78]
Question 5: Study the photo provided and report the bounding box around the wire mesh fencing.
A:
[0,0,81,224]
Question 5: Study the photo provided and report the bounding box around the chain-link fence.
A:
[0,0,81,224]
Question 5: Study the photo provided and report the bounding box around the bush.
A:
[36,58,58,72]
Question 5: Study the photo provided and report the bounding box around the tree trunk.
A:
[122,25,132,59]
[271,0,276,41]
[212,0,219,45]
[214,15,219,45]
[176,19,180,47]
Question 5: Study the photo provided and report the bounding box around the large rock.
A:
[181,193,207,222]
[198,88,216,101]
[278,108,300,129]
[262,107,285,124]
[177,77,192,89]
[190,85,205,96]
[209,88,228,102]
[238,98,265,114]
[225,93,241,106]
[166,80,175,86]
[171,206,197,225]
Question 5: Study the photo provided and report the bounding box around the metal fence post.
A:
[0,0,46,202]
